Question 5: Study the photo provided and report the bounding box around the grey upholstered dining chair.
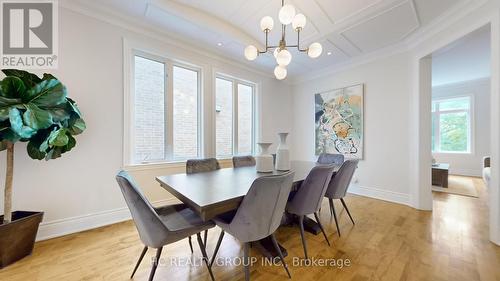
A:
[317,153,345,165]
[324,160,359,236]
[286,165,336,259]
[115,171,215,281]
[232,155,256,168]
[186,158,221,250]
[211,172,295,281]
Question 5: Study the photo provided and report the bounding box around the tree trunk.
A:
[3,142,14,224]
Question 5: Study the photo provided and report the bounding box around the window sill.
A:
[124,158,235,171]
[124,161,187,171]
[432,151,473,156]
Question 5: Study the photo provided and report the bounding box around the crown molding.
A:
[58,1,277,81]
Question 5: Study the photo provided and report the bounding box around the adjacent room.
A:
[0,1,499,281]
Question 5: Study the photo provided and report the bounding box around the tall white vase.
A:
[256,143,274,173]
[275,133,290,171]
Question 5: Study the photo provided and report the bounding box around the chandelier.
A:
[244,0,323,80]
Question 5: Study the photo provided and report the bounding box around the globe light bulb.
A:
[279,4,296,25]
[274,65,287,80]
[276,49,292,66]
[273,48,280,58]
[292,13,307,30]
[307,42,323,58]
[260,16,274,32]
[244,45,258,61]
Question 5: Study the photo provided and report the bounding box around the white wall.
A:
[0,7,292,240]
[291,52,412,205]
[432,78,491,177]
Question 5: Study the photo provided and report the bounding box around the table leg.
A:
[282,212,321,235]
[252,236,288,259]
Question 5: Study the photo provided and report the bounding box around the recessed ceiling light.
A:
[327,51,332,56]
[217,42,223,46]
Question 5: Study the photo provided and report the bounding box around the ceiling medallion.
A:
[244,0,323,80]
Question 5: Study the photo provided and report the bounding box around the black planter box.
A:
[0,211,43,268]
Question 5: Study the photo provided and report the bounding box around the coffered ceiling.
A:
[69,0,475,79]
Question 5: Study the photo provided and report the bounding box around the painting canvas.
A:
[315,84,364,159]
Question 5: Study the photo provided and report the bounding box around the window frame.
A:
[215,74,256,158]
[431,95,474,154]
[127,49,202,165]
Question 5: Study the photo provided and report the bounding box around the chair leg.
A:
[270,233,291,279]
[196,233,215,281]
[204,229,208,248]
[148,247,163,281]
[130,246,148,278]
[243,242,250,281]
[210,230,225,267]
[340,198,355,225]
[328,198,334,217]
[298,215,308,260]
[314,212,330,246]
[331,201,341,237]
[188,236,194,254]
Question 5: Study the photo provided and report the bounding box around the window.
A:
[130,53,201,164]
[432,96,472,153]
[215,76,255,157]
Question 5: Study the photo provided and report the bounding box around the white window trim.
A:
[215,73,257,159]
[124,45,203,166]
[431,95,474,155]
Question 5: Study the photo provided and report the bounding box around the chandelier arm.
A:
[296,29,308,52]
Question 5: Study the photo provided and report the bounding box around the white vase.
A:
[275,133,290,171]
[256,143,274,173]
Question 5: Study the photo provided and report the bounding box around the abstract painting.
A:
[315,84,364,159]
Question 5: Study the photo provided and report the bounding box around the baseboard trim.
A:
[348,184,410,206]
[36,198,176,241]
[449,168,482,177]
[37,186,410,241]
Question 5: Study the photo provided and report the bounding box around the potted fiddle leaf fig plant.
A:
[0,69,86,268]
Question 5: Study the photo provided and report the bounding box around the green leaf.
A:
[45,146,63,160]
[42,73,58,81]
[62,134,76,153]
[2,69,41,89]
[23,104,53,130]
[1,77,26,98]
[0,108,9,121]
[27,140,46,160]
[0,128,21,143]
[0,140,8,151]
[0,95,21,107]
[25,79,67,107]
[9,108,36,139]
[68,117,86,135]
[48,128,68,146]
[67,98,82,117]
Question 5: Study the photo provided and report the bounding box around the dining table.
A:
[156,160,339,258]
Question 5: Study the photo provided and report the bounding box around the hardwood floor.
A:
[1,177,499,281]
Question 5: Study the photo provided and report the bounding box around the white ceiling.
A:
[70,0,474,79]
[432,25,491,87]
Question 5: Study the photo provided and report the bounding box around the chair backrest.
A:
[186,158,220,174]
[317,153,345,165]
[325,160,359,199]
[116,171,168,248]
[287,165,335,216]
[227,172,295,242]
[232,156,256,168]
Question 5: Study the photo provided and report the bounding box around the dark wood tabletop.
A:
[156,161,332,221]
